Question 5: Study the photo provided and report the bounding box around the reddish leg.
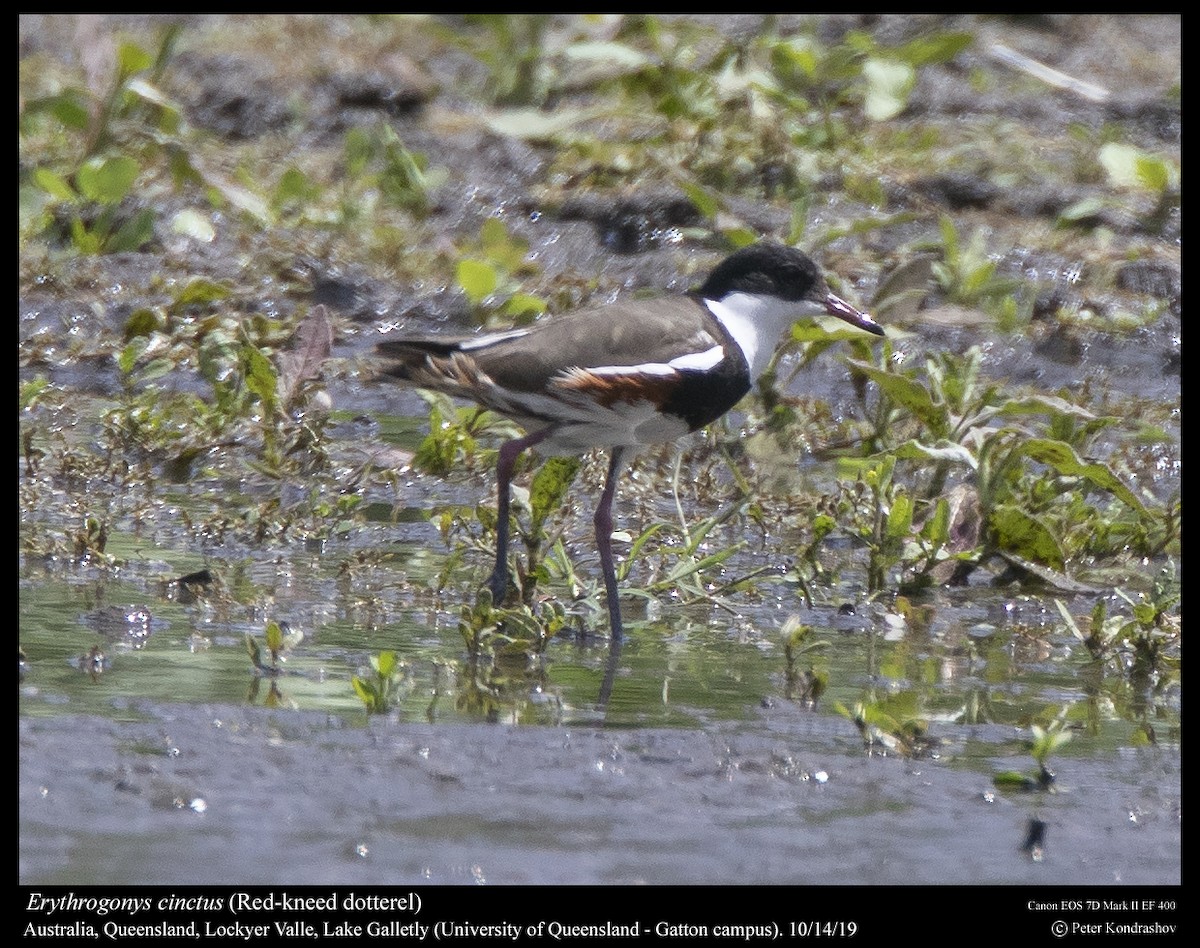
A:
[489,429,553,604]
[594,447,631,641]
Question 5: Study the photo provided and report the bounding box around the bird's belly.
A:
[534,398,691,454]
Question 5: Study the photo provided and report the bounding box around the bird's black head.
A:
[697,243,824,302]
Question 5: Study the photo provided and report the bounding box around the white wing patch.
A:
[458,328,531,350]
[585,344,725,377]
[667,344,724,372]
[585,362,674,378]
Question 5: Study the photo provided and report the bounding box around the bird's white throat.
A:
[704,292,826,385]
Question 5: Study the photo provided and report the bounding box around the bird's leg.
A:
[489,428,553,605]
[594,447,632,641]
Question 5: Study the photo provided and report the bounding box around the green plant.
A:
[834,343,1164,590]
[245,620,303,676]
[352,650,406,714]
[782,616,829,707]
[432,15,554,107]
[618,17,727,124]
[22,28,180,253]
[457,588,567,654]
[518,457,582,604]
[33,154,156,253]
[412,391,522,478]
[836,455,965,594]
[442,589,567,720]
[455,218,548,325]
[767,26,972,142]
[1055,569,1180,674]
[345,124,443,218]
[993,705,1074,792]
[930,217,1025,312]
[110,299,333,484]
[429,445,579,616]
[1059,141,1180,235]
[835,695,938,758]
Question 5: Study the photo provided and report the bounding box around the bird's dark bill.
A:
[825,293,885,336]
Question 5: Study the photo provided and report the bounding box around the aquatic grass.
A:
[993,704,1075,793]
[351,649,406,714]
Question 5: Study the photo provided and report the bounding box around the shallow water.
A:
[19,516,1181,886]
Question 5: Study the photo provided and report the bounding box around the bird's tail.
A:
[377,338,465,380]
[376,338,491,396]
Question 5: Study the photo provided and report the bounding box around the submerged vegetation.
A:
[20,15,1179,765]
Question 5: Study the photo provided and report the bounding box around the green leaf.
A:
[379,135,431,210]
[886,492,914,539]
[137,357,174,383]
[480,217,530,271]
[457,258,499,303]
[265,620,283,653]
[1055,599,1086,643]
[1020,438,1147,515]
[117,337,148,375]
[480,217,509,251]
[894,32,973,68]
[992,770,1040,792]
[811,512,836,543]
[771,37,821,83]
[679,180,721,219]
[788,195,812,245]
[888,439,978,470]
[990,505,1064,571]
[123,307,161,340]
[938,215,960,259]
[240,344,278,413]
[170,208,215,242]
[658,543,743,585]
[862,59,915,121]
[117,40,154,77]
[20,377,50,411]
[920,497,950,546]
[70,217,102,254]
[32,167,77,201]
[273,166,321,208]
[503,292,548,319]
[351,676,375,707]
[846,361,945,431]
[720,225,760,249]
[528,457,580,536]
[76,156,140,204]
[173,277,232,309]
[991,394,1099,422]
[374,650,398,678]
[1057,196,1108,225]
[42,92,90,130]
[344,126,375,178]
[624,523,667,577]
[1134,154,1172,192]
[108,208,155,252]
